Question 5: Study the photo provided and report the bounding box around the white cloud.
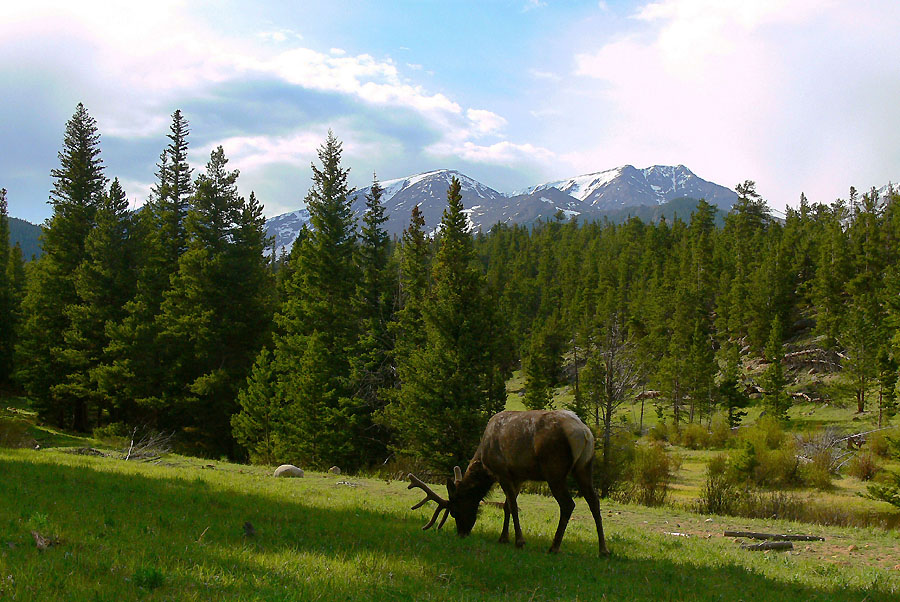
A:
[466,109,508,135]
[429,140,555,166]
[567,0,900,209]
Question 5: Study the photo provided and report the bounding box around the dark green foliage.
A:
[17,104,106,428]
[717,344,749,428]
[0,189,13,385]
[158,148,273,456]
[762,317,789,422]
[386,177,512,472]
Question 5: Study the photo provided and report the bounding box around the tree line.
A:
[2,103,899,474]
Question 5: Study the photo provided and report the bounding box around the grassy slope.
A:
[2,446,900,601]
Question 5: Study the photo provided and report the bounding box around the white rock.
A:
[274,464,304,478]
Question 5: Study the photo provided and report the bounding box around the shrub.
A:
[92,422,130,442]
[755,441,801,487]
[679,423,711,450]
[647,422,670,443]
[0,417,34,449]
[866,430,897,459]
[618,442,680,507]
[847,451,881,481]
[697,454,736,515]
[594,430,637,498]
[800,449,833,490]
[709,413,731,448]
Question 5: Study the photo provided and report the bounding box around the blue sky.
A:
[3,0,900,223]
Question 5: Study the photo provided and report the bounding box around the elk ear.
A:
[446,477,457,497]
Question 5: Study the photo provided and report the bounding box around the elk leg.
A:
[498,482,520,544]
[499,482,525,548]
[547,477,575,554]
[574,463,609,556]
[499,500,511,543]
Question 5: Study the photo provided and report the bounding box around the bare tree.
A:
[576,317,642,497]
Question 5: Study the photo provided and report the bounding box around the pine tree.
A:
[716,343,748,428]
[99,110,193,428]
[0,188,13,385]
[388,177,512,472]
[348,174,395,461]
[232,348,285,464]
[56,179,138,427]
[240,131,361,468]
[762,317,789,421]
[17,104,106,428]
[159,147,273,456]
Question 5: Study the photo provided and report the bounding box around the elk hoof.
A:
[515,540,526,549]
[599,547,611,557]
[548,547,560,554]
[498,535,510,544]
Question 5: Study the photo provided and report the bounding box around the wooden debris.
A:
[740,541,793,551]
[31,531,57,551]
[724,530,824,542]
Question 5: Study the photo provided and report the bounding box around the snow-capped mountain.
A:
[348,169,507,237]
[265,207,310,255]
[520,165,737,210]
[265,165,738,253]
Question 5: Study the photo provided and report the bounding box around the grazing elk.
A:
[408,409,609,556]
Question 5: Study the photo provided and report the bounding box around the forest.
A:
[2,104,900,510]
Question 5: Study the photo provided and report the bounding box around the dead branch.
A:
[740,541,793,551]
[724,531,824,541]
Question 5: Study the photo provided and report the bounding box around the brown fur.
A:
[455,410,608,556]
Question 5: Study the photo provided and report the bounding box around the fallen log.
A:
[724,530,824,541]
[740,541,793,551]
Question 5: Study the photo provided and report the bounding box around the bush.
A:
[617,442,680,507]
[92,422,130,442]
[679,423,711,450]
[847,451,882,481]
[709,413,731,448]
[697,454,736,515]
[647,422,670,443]
[800,449,833,490]
[866,430,897,459]
[594,430,637,498]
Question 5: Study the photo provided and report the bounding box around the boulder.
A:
[328,466,341,475]
[274,464,304,478]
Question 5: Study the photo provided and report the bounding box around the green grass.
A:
[2,447,900,601]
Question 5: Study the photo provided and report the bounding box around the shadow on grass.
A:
[0,451,894,601]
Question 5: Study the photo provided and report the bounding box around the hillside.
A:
[9,216,42,260]
[1,444,897,600]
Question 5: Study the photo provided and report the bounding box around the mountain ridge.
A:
[265,164,738,253]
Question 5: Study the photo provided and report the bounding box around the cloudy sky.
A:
[2,0,899,223]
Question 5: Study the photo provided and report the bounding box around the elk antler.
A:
[408,473,450,530]
[453,465,463,484]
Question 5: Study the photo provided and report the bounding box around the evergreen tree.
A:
[522,316,565,410]
[0,188,13,385]
[762,317,789,421]
[388,177,511,471]
[232,348,285,464]
[716,343,749,428]
[239,131,361,468]
[56,179,138,427]
[17,104,106,428]
[348,174,395,461]
[159,147,273,456]
[99,110,193,428]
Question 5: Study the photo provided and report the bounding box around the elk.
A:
[408,409,609,556]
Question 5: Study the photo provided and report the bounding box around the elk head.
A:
[408,466,480,537]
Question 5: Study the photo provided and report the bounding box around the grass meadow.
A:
[2,445,900,601]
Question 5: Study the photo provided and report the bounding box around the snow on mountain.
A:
[348,169,507,236]
[524,165,737,210]
[265,165,738,251]
[265,207,310,255]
